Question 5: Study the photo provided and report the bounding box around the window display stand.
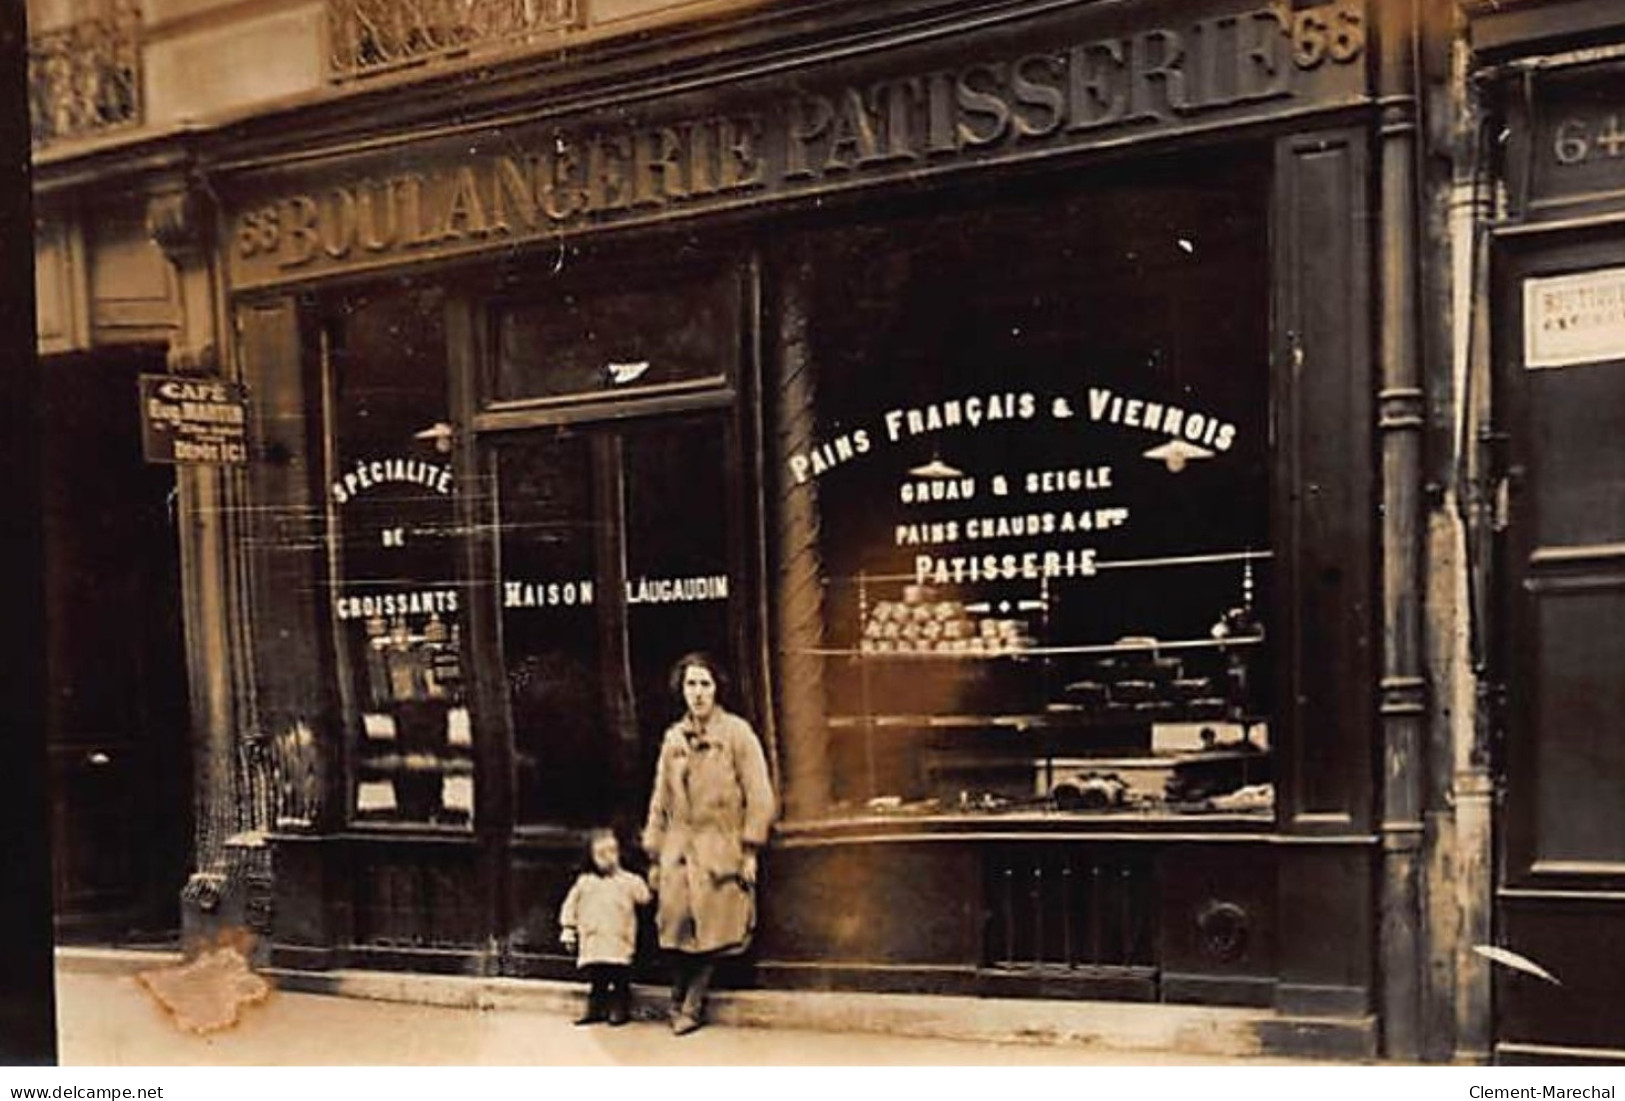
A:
[810,552,1273,824]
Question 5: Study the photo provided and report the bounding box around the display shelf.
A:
[825,711,1268,731]
[822,551,1273,818]
[776,810,1278,848]
[922,750,1256,771]
[839,549,1274,587]
[356,753,475,775]
[807,635,1265,660]
[827,712,1105,731]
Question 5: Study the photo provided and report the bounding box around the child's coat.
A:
[558,868,652,966]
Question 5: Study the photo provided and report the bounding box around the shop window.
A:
[324,286,471,827]
[491,264,738,405]
[780,160,1274,823]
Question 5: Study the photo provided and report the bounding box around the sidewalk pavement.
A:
[55,965,1327,1067]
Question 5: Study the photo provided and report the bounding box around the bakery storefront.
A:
[217,0,1395,1047]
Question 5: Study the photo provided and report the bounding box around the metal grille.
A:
[328,0,584,80]
[986,847,1157,971]
[28,0,142,148]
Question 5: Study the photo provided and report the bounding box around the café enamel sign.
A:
[222,0,1367,290]
[138,374,250,465]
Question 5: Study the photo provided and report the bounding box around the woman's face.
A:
[683,664,718,722]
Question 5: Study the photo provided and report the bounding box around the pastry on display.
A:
[858,584,1033,653]
[1051,771,1130,811]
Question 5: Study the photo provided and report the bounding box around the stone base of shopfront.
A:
[262,963,1375,1061]
[263,828,1378,1061]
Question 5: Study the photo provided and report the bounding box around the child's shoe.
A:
[574,994,607,1026]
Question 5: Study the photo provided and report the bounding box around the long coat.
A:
[641,708,776,956]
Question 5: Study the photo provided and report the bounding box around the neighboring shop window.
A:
[325,286,470,827]
[782,159,1274,821]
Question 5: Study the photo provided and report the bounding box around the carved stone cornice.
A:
[166,341,219,375]
[146,183,211,268]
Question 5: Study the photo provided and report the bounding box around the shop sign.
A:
[138,374,250,465]
[502,574,730,609]
[788,384,1242,588]
[1524,267,1625,369]
[222,0,1367,289]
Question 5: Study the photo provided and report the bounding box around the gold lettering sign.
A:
[225,1,1366,289]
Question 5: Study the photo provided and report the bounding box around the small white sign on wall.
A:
[1524,266,1625,369]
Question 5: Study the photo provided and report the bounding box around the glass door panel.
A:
[622,417,742,792]
[492,413,744,829]
[496,431,618,826]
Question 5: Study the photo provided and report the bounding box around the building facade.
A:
[32,0,1625,1065]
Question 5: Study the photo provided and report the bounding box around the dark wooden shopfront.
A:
[208,0,1400,1049]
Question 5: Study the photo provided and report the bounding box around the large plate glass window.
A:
[322,286,471,827]
[779,156,1274,822]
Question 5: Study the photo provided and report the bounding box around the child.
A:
[558,828,652,1026]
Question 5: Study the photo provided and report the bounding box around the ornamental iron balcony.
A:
[329,0,585,80]
[28,0,143,148]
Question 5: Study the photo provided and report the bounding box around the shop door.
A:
[492,411,752,886]
[1495,245,1625,1063]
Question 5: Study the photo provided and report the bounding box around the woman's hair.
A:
[668,651,730,704]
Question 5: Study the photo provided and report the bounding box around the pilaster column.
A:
[1374,0,1429,1062]
[772,258,832,820]
[147,180,265,941]
[1448,56,1499,1063]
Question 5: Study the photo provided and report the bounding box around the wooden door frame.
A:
[449,248,766,956]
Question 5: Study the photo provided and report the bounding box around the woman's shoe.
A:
[671,1013,703,1036]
